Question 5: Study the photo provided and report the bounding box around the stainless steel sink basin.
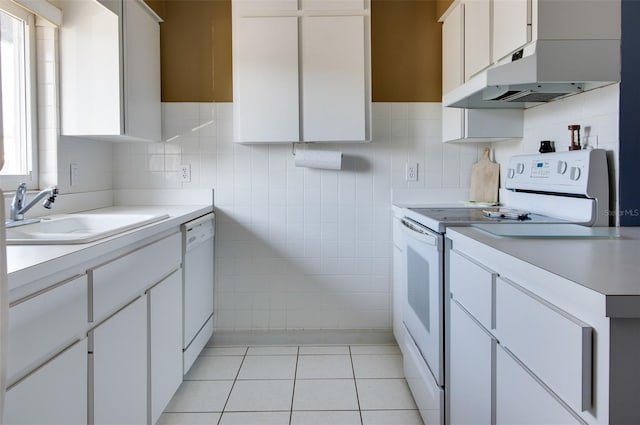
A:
[6,213,170,245]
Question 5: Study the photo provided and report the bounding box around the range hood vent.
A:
[443,40,620,109]
[483,83,584,103]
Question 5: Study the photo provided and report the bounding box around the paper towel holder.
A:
[292,142,343,170]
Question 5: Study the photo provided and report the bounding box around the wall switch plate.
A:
[406,162,418,182]
[70,163,79,186]
[179,164,191,182]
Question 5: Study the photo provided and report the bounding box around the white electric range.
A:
[395,149,610,425]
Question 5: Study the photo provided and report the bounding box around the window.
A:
[0,0,37,188]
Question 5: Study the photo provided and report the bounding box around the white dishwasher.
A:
[182,212,215,374]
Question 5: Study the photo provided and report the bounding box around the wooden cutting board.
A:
[469,147,499,203]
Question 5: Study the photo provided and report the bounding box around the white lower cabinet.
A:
[3,339,88,425]
[496,345,581,425]
[91,296,148,425]
[449,300,494,425]
[149,270,183,425]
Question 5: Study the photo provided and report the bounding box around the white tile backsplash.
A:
[110,102,490,331]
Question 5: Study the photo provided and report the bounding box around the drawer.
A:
[496,345,582,425]
[4,339,88,425]
[402,324,444,425]
[7,274,88,385]
[495,277,592,413]
[90,232,181,322]
[449,249,496,330]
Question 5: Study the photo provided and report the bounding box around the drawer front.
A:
[91,232,181,322]
[402,325,444,425]
[8,274,88,384]
[449,249,496,330]
[4,339,88,425]
[496,345,583,425]
[495,277,592,413]
[450,300,494,425]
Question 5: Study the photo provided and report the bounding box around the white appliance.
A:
[398,149,609,425]
[181,213,215,374]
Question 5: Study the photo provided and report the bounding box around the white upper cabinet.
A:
[60,0,162,142]
[301,15,367,142]
[493,0,531,63]
[440,1,523,143]
[463,0,491,81]
[442,2,463,95]
[233,16,300,143]
[232,0,371,144]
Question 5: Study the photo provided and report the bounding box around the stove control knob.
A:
[557,160,568,175]
[516,163,525,174]
[570,166,581,181]
[507,168,515,179]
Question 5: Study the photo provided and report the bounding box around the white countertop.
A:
[7,204,213,299]
[447,226,640,317]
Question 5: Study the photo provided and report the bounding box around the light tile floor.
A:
[160,343,424,425]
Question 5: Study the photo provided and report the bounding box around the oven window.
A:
[407,246,430,330]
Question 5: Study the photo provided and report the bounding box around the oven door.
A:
[400,217,444,387]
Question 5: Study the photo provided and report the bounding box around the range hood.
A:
[443,39,621,109]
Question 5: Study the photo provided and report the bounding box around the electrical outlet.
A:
[179,164,191,183]
[406,162,418,182]
[70,163,79,186]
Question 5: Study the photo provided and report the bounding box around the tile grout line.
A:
[349,345,365,425]
[216,346,249,425]
[288,346,300,425]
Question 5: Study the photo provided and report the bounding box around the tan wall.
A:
[157,0,448,103]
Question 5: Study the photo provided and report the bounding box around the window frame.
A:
[0,0,38,191]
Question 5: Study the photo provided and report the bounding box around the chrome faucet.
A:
[9,183,59,224]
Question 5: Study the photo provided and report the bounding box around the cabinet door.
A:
[149,270,183,425]
[92,296,148,425]
[124,0,162,141]
[442,2,463,95]
[233,16,300,143]
[59,0,121,136]
[301,15,367,142]
[7,274,87,385]
[3,339,88,425]
[493,0,530,62]
[449,300,494,425]
[496,345,581,425]
[463,0,491,81]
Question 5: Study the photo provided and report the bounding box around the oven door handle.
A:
[401,218,438,246]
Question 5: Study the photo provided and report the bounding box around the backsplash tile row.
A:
[113,102,487,331]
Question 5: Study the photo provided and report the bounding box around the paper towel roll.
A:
[294,150,342,170]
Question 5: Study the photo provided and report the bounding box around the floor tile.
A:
[299,345,350,355]
[226,380,294,412]
[361,410,424,425]
[165,381,233,413]
[352,354,404,379]
[157,412,222,424]
[291,410,362,425]
[356,379,417,410]
[184,356,244,380]
[218,411,291,425]
[293,379,359,411]
[350,345,401,355]
[296,355,354,379]
[238,355,297,379]
[247,346,299,355]
[201,347,248,356]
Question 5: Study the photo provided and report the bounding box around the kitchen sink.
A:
[5,213,170,245]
